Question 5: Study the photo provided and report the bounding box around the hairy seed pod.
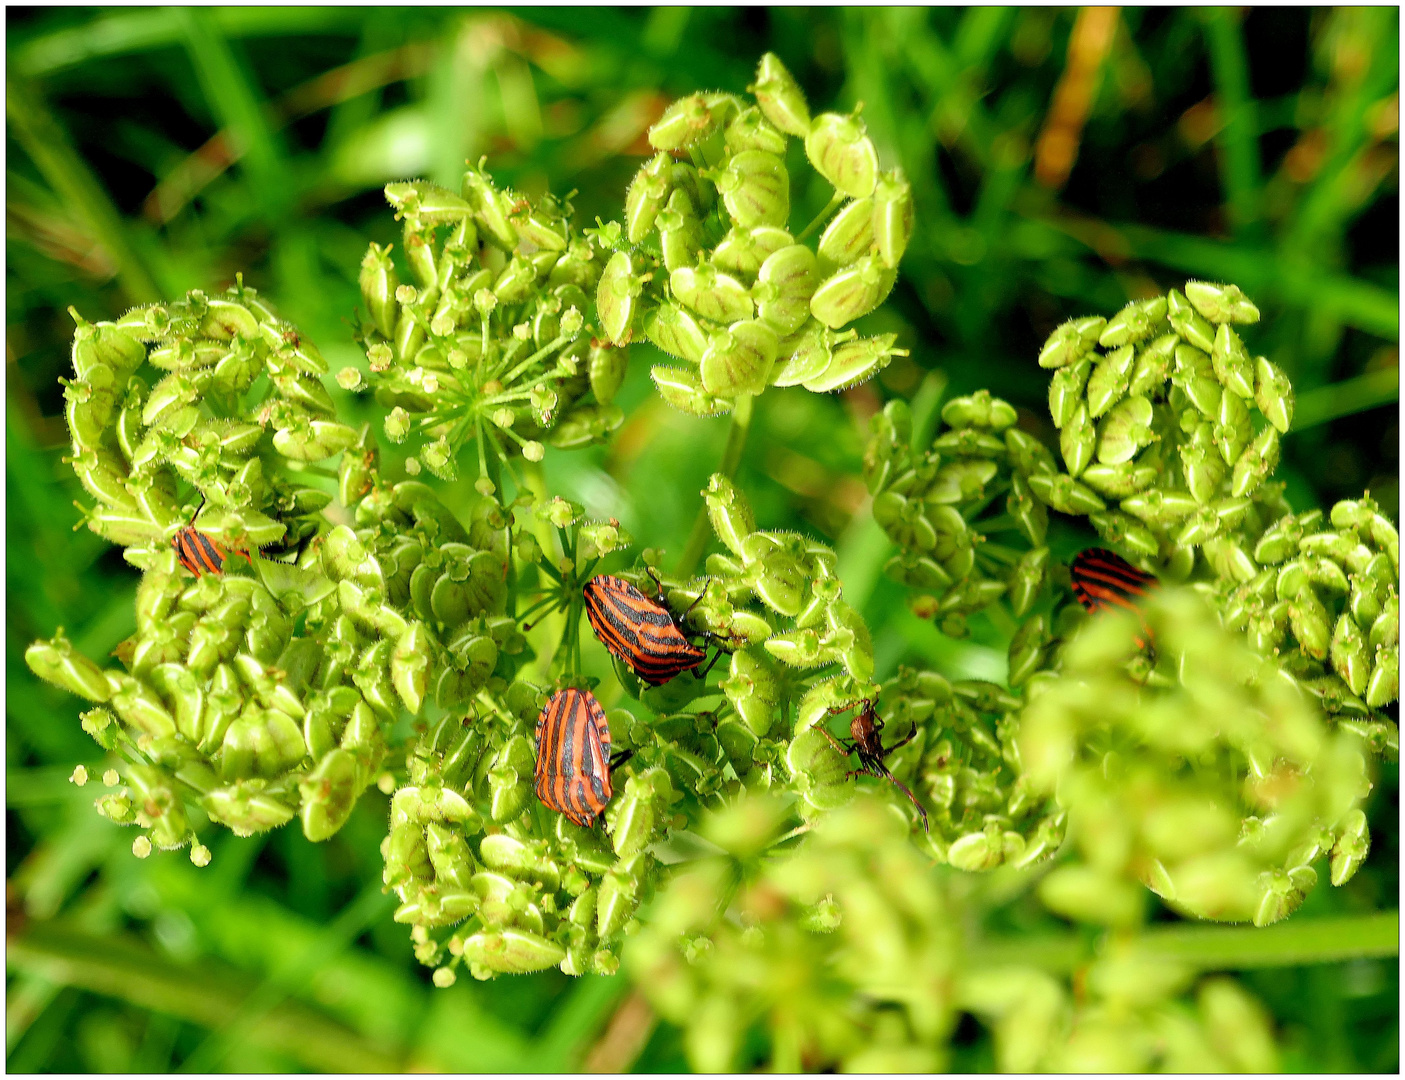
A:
[1086,345,1135,418]
[1098,296,1166,349]
[1211,323,1256,399]
[1039,316,1106,370]
[802,333,905,393]
[1048,359,1092,429]
[1166,288,1216,353]
[806,111,880,198]
[651,365,732,417]
[751,52,811,137]
[597,251,645,345]
[713,150,789,229]
[1097,395,1156,466]
[754,245,818,334]
[1059,403,1096,477]
[1231,426,1280,498]
[625,152,674,244]
[809,255,890,329]
[671,263,754,325]
[1184,280,1260,325]
[872,169,915,268]
[817,197,875,269]
[700,319,779,397]
[1254,356,1295,434]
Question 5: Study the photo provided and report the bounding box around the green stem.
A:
[968,911,1399,974]
[795,191,846,244]
[674,393,755,578]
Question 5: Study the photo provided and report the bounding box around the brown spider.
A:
[816,697,929,832]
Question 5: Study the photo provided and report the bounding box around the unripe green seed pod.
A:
[1180,425,1227,504]
[589,344,629,405]
[802,333,906,393]
[1007,475,1049,545]
[391,622,432,715]
[712,225,793,279]
[1038,317,1106,370]
[1059,403,1096,477]
[1184,280,1260,325]
[625,152,674,244]
[1120,488,1197,527]
[809,255,890,329]
[1097,394,1156,466]
[645,303,710,364]
[725,105,788,155]
[751,53,811,137]
[1081,461,1157,498]
[671,263,754,325]
[649,92,729,151]
[1253,357,1294,434]
[273,420,358,462]
[1231,426,1280,498]
[1288,585,1331,659]
[806,111,880,198]
[1330,611,1372,696]
[771,322,852,387]
[651,365,732,417]
[705,474,755,558]
[300,748,366,842]
[1210,323,1256,399]
[1214,388,1252,465]
[359,243,400,340]
[1089,511,1160,558]
[461,929,566,975]
[1008,546,1050,617]
[817,197,875,269]
[1098,296,1166,349]
[656,189,705,273]
[1048,358,1092,429]
[1364,643,1397,707]
[1086,345,1135,418]
[1167,289,1216,353]
[1126,332,1178,396]
[871,169,915,269]
[753,245,818,334]
[723,646,782,736]
[713,149,789,229]
[597,251,645,345]
[700,319,778,397]
[26,633,115,702]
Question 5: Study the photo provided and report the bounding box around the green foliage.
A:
[8,8,1398,1073]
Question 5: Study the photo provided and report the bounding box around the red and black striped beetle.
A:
[583,572,723,686]
[1070,547,1157,648]
[816,697,929,832]
[533,687,632,828]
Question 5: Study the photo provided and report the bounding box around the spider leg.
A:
[877,766,929,833]
[883,722,918,755]
[816,726,855,759]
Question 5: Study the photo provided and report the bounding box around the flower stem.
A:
[674,393,754,578]
[796,191,846,244]
[968,910,1399,974]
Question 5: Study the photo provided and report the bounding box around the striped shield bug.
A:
[1070,547,1157,647]
[816,696,928,832]
[533,687,632,828]
[583,572,723,686]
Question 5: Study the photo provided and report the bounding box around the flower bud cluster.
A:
[628,792,1280,1072]
[624,795,959,1072]
[1215,494,1398,744]
[1018,589,1374,927]
[1031,281,1397,743]
[962,951,1278,1071]
[358,172,623,489]
[594,52,914,414]
[60,283,345,558]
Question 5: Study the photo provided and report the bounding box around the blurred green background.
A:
[7,7,1398,1071]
